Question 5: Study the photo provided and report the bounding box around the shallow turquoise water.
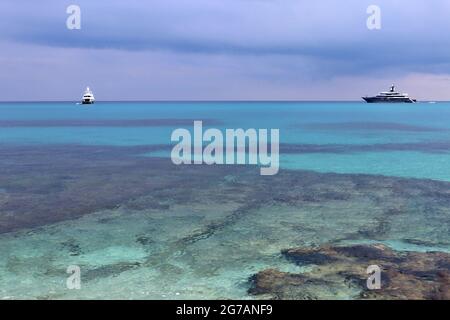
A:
[0,101,449,299]
[1,101,450,180]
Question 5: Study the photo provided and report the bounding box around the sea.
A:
[0,101,449,299]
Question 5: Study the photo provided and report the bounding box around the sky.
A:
[1,0,450,101]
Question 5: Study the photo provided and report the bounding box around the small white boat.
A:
[81,87,95,104]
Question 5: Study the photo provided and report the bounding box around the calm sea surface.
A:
[0,101,449,299]
[2,101,450,180]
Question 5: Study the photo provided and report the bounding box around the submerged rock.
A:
[249,244,450,300]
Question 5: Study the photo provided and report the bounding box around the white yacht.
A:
[81,87,95,104]
[363,85,416,103]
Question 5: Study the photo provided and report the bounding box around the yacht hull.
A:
[362,97,416,103]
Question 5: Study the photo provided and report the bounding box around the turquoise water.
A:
[1,101,450,180]
[0,101,450,299]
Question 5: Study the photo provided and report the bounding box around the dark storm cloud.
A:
[1,0,450,100]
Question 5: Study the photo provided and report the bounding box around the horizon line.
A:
[0,99,446,103]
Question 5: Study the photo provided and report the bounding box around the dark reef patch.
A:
[83,262,142,282]
[1,143,450,236]
[136,235,154,246]
[0,143,449,299]
[0,119,222,127]
[354,217,391,239]
[301,122,444,132]
[249,244,450,300]
[60,239,83,256]
[248,269,332,300]
[279,141,450,155]
[282,248,338,265]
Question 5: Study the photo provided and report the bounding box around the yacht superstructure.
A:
[81,87,95,104]
[363,85,416,103]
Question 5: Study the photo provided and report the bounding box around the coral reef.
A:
[249,244,450,300]
[1,144,449,299]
